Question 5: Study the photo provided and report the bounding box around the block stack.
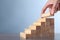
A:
[20,13,54,40]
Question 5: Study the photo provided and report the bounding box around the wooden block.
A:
[37,18,46,22]
[20,32,32,40]
[20,32,26,39]
[33,22,41,26]
[24,29,31,34]
[31,30,36,38]
[36,26,41,30]
[41,22,45,27]
[31,30,36,35]
[26,34,32,39]
[38,18,54,40]
[41,18,46,22]
[46,18,54,27]
[50,18,54,27]
[37,17,54,23]
[41,12,54,18]
[29,25,36,30]
[41,22,46,31]
[36,29,41,39]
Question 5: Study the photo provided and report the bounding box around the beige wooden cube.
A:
[41,12,53,18]
[24,29,31,34]
[20,32,26,39]
[37,18,46,23]
[29,25,36,30]
[33,22,41,26]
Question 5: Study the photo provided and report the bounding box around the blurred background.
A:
[0,0,60,40]
[0,0,47,34]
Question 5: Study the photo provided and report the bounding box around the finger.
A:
[50,7,55,16]
[41,4,49,14]
[49,4,53,14]
[49,8,52,15]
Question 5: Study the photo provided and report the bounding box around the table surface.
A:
[0,34,20,40]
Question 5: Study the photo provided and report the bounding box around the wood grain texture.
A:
[20,18,54,40]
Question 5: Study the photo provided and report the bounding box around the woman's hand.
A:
[41,0,60,15]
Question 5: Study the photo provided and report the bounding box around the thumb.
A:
[41,4,49,14]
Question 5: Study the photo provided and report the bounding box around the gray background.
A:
[0,0,45,33]
[0,0,60,34]
[0,0,60,40]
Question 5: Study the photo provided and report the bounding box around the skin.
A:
[41,0,60,16]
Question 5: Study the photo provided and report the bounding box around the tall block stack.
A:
[20,13,54,40]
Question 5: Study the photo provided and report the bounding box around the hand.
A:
[41,0,60,15]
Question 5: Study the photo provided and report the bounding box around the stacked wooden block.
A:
[20,13,54,40]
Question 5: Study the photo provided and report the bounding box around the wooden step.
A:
[33,22,41,26]
[41,12,53,18]
[20,32,32,39]
[29,25,36,30]
[26,30,38,39]
[26,34,32,39]
[37,18,46,22]
[37,17,54,24]
[36,26,41,30]
[29,25,41,30]
[24,29,31,34]
[31,30,36,35]
[20,32,26,39]
[46,18,54,27]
